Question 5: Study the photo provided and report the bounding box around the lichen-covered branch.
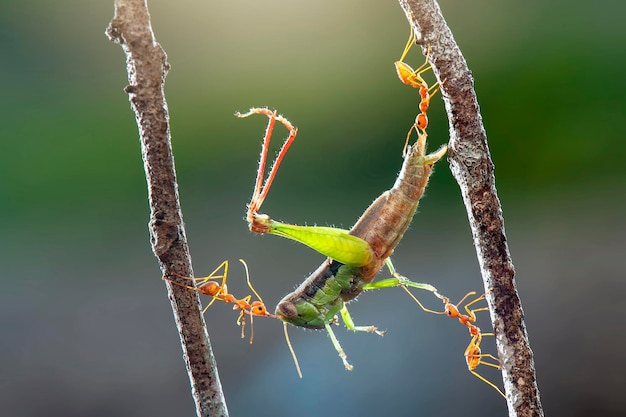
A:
[396,1,543,416]
[105,1,228,416]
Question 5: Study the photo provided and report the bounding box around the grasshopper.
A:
[236,106,447,371]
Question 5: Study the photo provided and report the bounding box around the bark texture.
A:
[397,1,544,416]
[106,1,228,416]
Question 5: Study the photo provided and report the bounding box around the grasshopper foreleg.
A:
[339,305,385,336]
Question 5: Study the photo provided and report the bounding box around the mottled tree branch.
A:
[105,1,228,416]
[396,1,543,416]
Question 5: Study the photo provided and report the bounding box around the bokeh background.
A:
[1,1,624,416]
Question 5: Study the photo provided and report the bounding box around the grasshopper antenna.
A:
[283,322,302,378]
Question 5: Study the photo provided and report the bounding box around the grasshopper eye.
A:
[275,300,298,320]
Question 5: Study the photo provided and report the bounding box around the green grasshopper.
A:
[235,107,447,372]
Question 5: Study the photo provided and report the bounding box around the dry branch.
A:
[105,1,228,416]
[396,1,544,416]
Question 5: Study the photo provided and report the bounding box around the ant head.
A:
[249,301,276,318]
[445,303,459,318]
[415,113,428,131]
[250,301,266,314]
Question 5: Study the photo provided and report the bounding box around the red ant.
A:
[394,29,441,155]
[401,288,506,398]
[465,331,505,398]
[163,259,275,343]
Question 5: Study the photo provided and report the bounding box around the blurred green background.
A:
[1,1,624,416]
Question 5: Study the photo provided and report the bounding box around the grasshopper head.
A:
[275,298,326,330]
